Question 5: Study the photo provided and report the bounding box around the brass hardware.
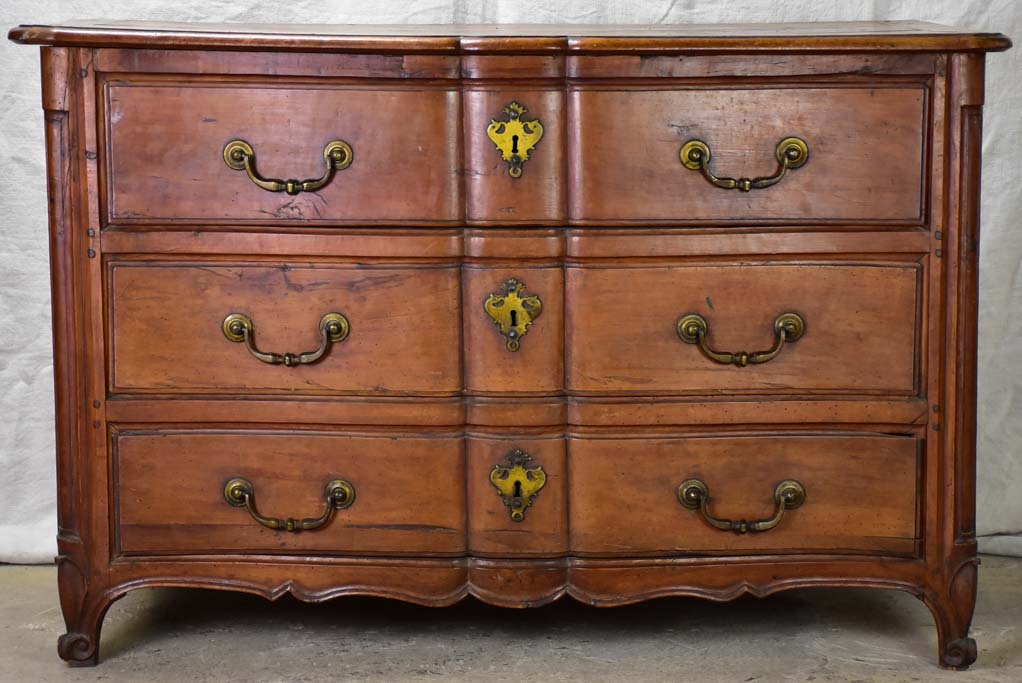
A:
[222,312,349,367]
[490,449,547,522]
[486,101,544,178]
[484,278,542,352]
[677,478,806,534]
[676,312,804,367]
[223,477,355,532]
[680,137,808,191]
[223,138,353,195]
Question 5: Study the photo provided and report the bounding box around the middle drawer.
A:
[106,260,461,395]
[566,261,922,396]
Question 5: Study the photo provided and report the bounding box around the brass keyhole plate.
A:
[489,449,547,523]
[486,101,544,178]
[484,278,542,352]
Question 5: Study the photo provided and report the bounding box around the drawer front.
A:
[104,82,460,224]
[463,89,566,224]
[107,261,461,395]
[569,434,919,556]
[463,265,564,395]
[570,86,925,224]
[566,262,920,395]
[114,430,466,555]
[467,435,567,556]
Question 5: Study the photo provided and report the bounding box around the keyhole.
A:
[510,309,518,328]
[513,480,523,499]
[511,134,519,154]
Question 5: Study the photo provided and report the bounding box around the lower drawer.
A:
[113,429,466,556]
[569,433,920,556]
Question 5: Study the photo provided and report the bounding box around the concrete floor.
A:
[1,557,1020,682]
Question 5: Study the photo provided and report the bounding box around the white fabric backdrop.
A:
[0,0,1019,563]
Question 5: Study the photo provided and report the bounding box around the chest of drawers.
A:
[9,20,1010,669]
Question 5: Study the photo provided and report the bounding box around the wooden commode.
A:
[8,20,1011,668]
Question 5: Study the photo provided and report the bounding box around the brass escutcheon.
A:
[486,101,544,178]
[484,278,542,352]
[680,137,808,191]
[490,449,547,522]
[678,478,806,534]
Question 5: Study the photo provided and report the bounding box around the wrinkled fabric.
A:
[0,0,1019,563]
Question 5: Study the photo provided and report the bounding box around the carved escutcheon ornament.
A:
[484,278,542,352]
[486,101,544,178]
[490,449,547,522]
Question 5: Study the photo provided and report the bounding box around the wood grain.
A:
[566,262,921,395]
[94,48,461,79]
[463,88,566,224]
[103,82,462,225]
[569,85,927,224]
[568,433,919,555]
[463,265,563,395]
[113,429,466,555]
[7,20,1006,669]
[9,20,1011,53]
[467,434,567,557]
[106,260,462,395]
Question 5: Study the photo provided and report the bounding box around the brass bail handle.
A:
[222,312,350,367]
[678,479,806,534]
[676,312,804,367]
[223,139,353,195]
[680,137,809,191]
[224,477,355,533]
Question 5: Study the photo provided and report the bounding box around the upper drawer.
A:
[106,259,461,396]
[566,261,921,396]
[569,86,926,225]
[103,82,461,225]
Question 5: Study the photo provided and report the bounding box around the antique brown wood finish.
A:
[568,433,920,556]
[114,429,466,555]
[103,82,462,224]
[8,21,1009,670]
[463,264,564,394]
[467,433,568,557]
[463,88,566,224]
[106,259,462,395]
[569,86,927,225]
[566,261,922,395]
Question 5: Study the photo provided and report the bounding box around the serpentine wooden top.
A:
[9,20,1012,53]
